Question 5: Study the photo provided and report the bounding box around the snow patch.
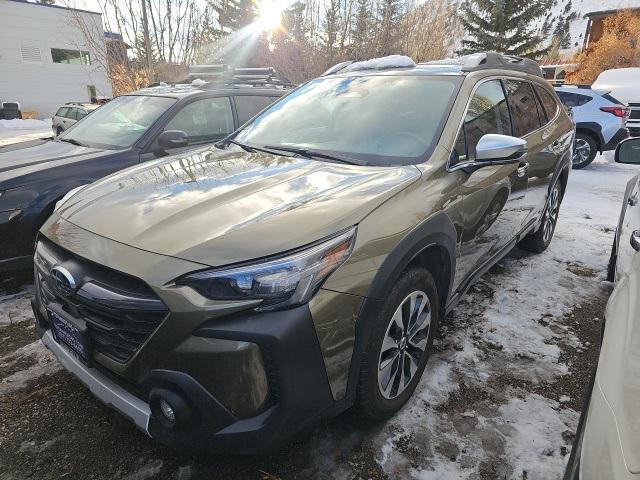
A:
[343,55,415,72]
[0,340,61,395]
[0,119,51,130]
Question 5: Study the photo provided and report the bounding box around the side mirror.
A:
[475,134,528,164]
[158,130,188,149]
[615,137,640,165]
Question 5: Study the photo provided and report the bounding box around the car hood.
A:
[57,146,420,266]
[0,139,106,183]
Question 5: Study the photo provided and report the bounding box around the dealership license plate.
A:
[48,307,91,364]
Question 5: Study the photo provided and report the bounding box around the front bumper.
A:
[33,280,339,453]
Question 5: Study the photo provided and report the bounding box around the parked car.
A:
[32,52,574,453]
[52,103,100,135]
[0,71,290,273]
[555,85,629,169]
[564,136,640,480]
[593,68,640,137]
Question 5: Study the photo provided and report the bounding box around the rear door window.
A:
[75,109,88,120]
[234,96,278,125]
[451,79,512,164]
[533,85,559,124]
[164,97,233,143]
[504,80,541,137]
[575,94,592,106]
[56,107,71,118]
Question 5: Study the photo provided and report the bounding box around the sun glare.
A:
[256,0,286,32]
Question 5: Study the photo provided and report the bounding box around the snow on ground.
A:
[0,152,637,479]
[0,118,53,147]
[368,152,637,479]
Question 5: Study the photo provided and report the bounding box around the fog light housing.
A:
[149,389,193,431]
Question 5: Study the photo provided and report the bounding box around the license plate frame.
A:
[47,304,92,366]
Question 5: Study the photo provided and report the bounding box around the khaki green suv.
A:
[32,53,574,453]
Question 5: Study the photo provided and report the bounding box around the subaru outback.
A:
[32,53,574,453]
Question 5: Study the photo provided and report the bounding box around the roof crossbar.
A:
[423,52,544,77]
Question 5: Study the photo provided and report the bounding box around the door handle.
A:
[517,162,530,178]
[629,193,638,207]
[631,230,640,251]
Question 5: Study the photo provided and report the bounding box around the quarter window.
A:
[533,85,559,124]
[504,80,541,137]
[452,80,512,164]
[164,97,234,143]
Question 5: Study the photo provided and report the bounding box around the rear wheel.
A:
[355,268,439,420]
[519,181,562,253]
[56,126,63,136]
[572,133,597,169]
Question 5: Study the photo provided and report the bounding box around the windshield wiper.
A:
[226,139,256,153]
[58,138,86,147]
[261,145,369,166]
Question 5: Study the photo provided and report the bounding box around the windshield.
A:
[59,95,176,149]
[234,75,461,165]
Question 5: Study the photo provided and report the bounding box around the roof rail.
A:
[186,64,294,88]
[422,52,544,77]
[552,83,592,89]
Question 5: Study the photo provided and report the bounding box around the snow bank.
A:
[343,55,416,72]
[0,119,51,130]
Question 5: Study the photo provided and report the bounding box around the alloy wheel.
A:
[572,138,591,166]
[543,185,560,244]
[377,290,431,399]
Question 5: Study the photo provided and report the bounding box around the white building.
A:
[0,0,112,118]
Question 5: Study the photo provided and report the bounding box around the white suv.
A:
[593,68,640,137]
[52,103,99,136]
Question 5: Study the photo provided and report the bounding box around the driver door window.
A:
[452,80,512,165]
[164,97,233,145]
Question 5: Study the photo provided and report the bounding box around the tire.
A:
[519,181,563,253]
[355,268,440,421]
[572,133,597,169]
[56,127,63,136]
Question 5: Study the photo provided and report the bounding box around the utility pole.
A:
[141,0,154,82]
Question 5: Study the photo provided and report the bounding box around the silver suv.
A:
[52,103,100,136]
[555,85,629,169]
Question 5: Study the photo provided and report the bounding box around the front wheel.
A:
[519,181,562,253]
[355,268,440,420]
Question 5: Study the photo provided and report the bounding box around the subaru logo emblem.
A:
[50,265,77,297]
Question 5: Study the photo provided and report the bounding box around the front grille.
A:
[35,238,168,363]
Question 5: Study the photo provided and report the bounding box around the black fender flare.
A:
[575,122,604,152]
[343,211,457,405]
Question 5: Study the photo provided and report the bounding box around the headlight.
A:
[176,226,357,311]
[54,185,88,212]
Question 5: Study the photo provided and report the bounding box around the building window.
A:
[51,48,91,65]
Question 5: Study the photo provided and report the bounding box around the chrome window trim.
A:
[446,75,561,173]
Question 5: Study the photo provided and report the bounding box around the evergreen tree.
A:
[210,0,256,33]
[458,0,552,58]
[351,0,373,59]
[376,0,403,56]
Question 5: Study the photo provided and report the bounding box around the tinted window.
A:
[165,97,233,143]
[533,85,559,124]
[59,95,176,149]
[504,80,541,137]
[235,96,277,125]
[452,80,512,164]
[575,94,592,106]
[556,91,575,107]
[602,93,623,105]
[235,76,462,165]
[76,109,88,120]
[56,107,70,118]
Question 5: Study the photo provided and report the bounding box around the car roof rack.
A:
[422,52,544,77]
[187,65,295,88]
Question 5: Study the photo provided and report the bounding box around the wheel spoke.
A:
[380,354,400,396]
